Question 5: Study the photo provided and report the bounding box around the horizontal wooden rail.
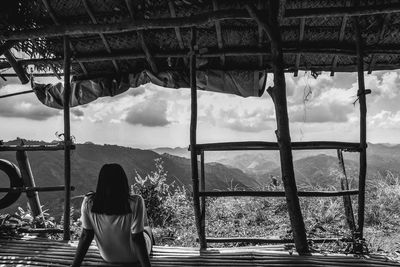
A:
[199,190,359,198]
[0,144,75,151]
[285,3,400,18]
[1,45,400,71]
[0,186,75,193]
[200,237,351,244]
[17,228,71,234]
[0,90,34,99]
[190,141,361,152]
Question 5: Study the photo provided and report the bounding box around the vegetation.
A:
[1,159,400,259]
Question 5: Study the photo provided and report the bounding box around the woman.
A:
[71,163,152,267]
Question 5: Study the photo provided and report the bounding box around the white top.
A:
[80,194,147,263]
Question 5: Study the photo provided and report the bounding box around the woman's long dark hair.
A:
[91,163,132,215]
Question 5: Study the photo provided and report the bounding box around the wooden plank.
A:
[63,35,72,241]
[190,141,361,152]
[285,3,400,18]
[199,190,359,198]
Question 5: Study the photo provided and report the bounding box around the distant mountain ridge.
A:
[1,140,400,218]
[0,139,258,217]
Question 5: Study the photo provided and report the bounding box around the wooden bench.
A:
[0,236,399,266]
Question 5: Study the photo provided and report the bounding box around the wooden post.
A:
[16,151,42,217]
[354,17,367,240]
[189,27,205,250]
[246,3,310,254]
[200,151,206,239]
[63,35,72,241]
[337,149,356,232]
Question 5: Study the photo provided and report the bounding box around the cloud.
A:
[369,110,400,129]
[289,88,355,123]
[125,99,170,127]
[217,107,273,132]
[365,71,400,99]
[0,84,60,121]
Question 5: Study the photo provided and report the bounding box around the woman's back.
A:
[81,194,146,263]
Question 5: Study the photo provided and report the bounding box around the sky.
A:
[0,70,399,149]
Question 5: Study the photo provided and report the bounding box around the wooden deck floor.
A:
[0,236,399,266]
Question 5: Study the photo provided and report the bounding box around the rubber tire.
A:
[0,159,23,209]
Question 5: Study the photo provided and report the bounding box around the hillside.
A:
[0,140,258,217]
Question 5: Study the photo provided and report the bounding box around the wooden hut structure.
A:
[1,0,400,261]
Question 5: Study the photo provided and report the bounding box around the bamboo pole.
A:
[246,3,310,254]
[199,190,359,198]
[1,10,250,41]
[337,149,356,232]
[63,35,72,241]
[189,27,205,250]
[0,186,75,193]
[16,151,42,217]
[200,151,206,242]
[354,17,367,240]
[191,141,361,152]
[285,3,400,18]
[3,50,29,84]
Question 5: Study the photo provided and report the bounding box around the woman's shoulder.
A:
[128,194,145,208]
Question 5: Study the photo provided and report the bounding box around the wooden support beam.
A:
[330,3,349,76]
[0,90,34,99]
[294,18,305,77]
[0,41,17,57]
[189,28,205,250]
[16,151,42,217]
[257,0,264,68]
[368,14,391,74]
[246,2,310,255]
[0,186,75,193]
[82,0,119,73]
[285,3,400,18]
[212,0,225,66]
[1,10,250,41]
[62,35,72,241]
[354,17,367,240]
[125,0,158,73]
[168,0,187,66]
[3,50,29,84]
[0,144,75,151]
[199,190,359,198]
[337,149,356,233]
[41,0,88,75]
[191,141,361,152]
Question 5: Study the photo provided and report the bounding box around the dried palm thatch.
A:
[0,0,399,80]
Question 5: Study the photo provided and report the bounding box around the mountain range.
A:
[1,139,399,217]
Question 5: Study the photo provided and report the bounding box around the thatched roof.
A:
[0,0,399,80]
